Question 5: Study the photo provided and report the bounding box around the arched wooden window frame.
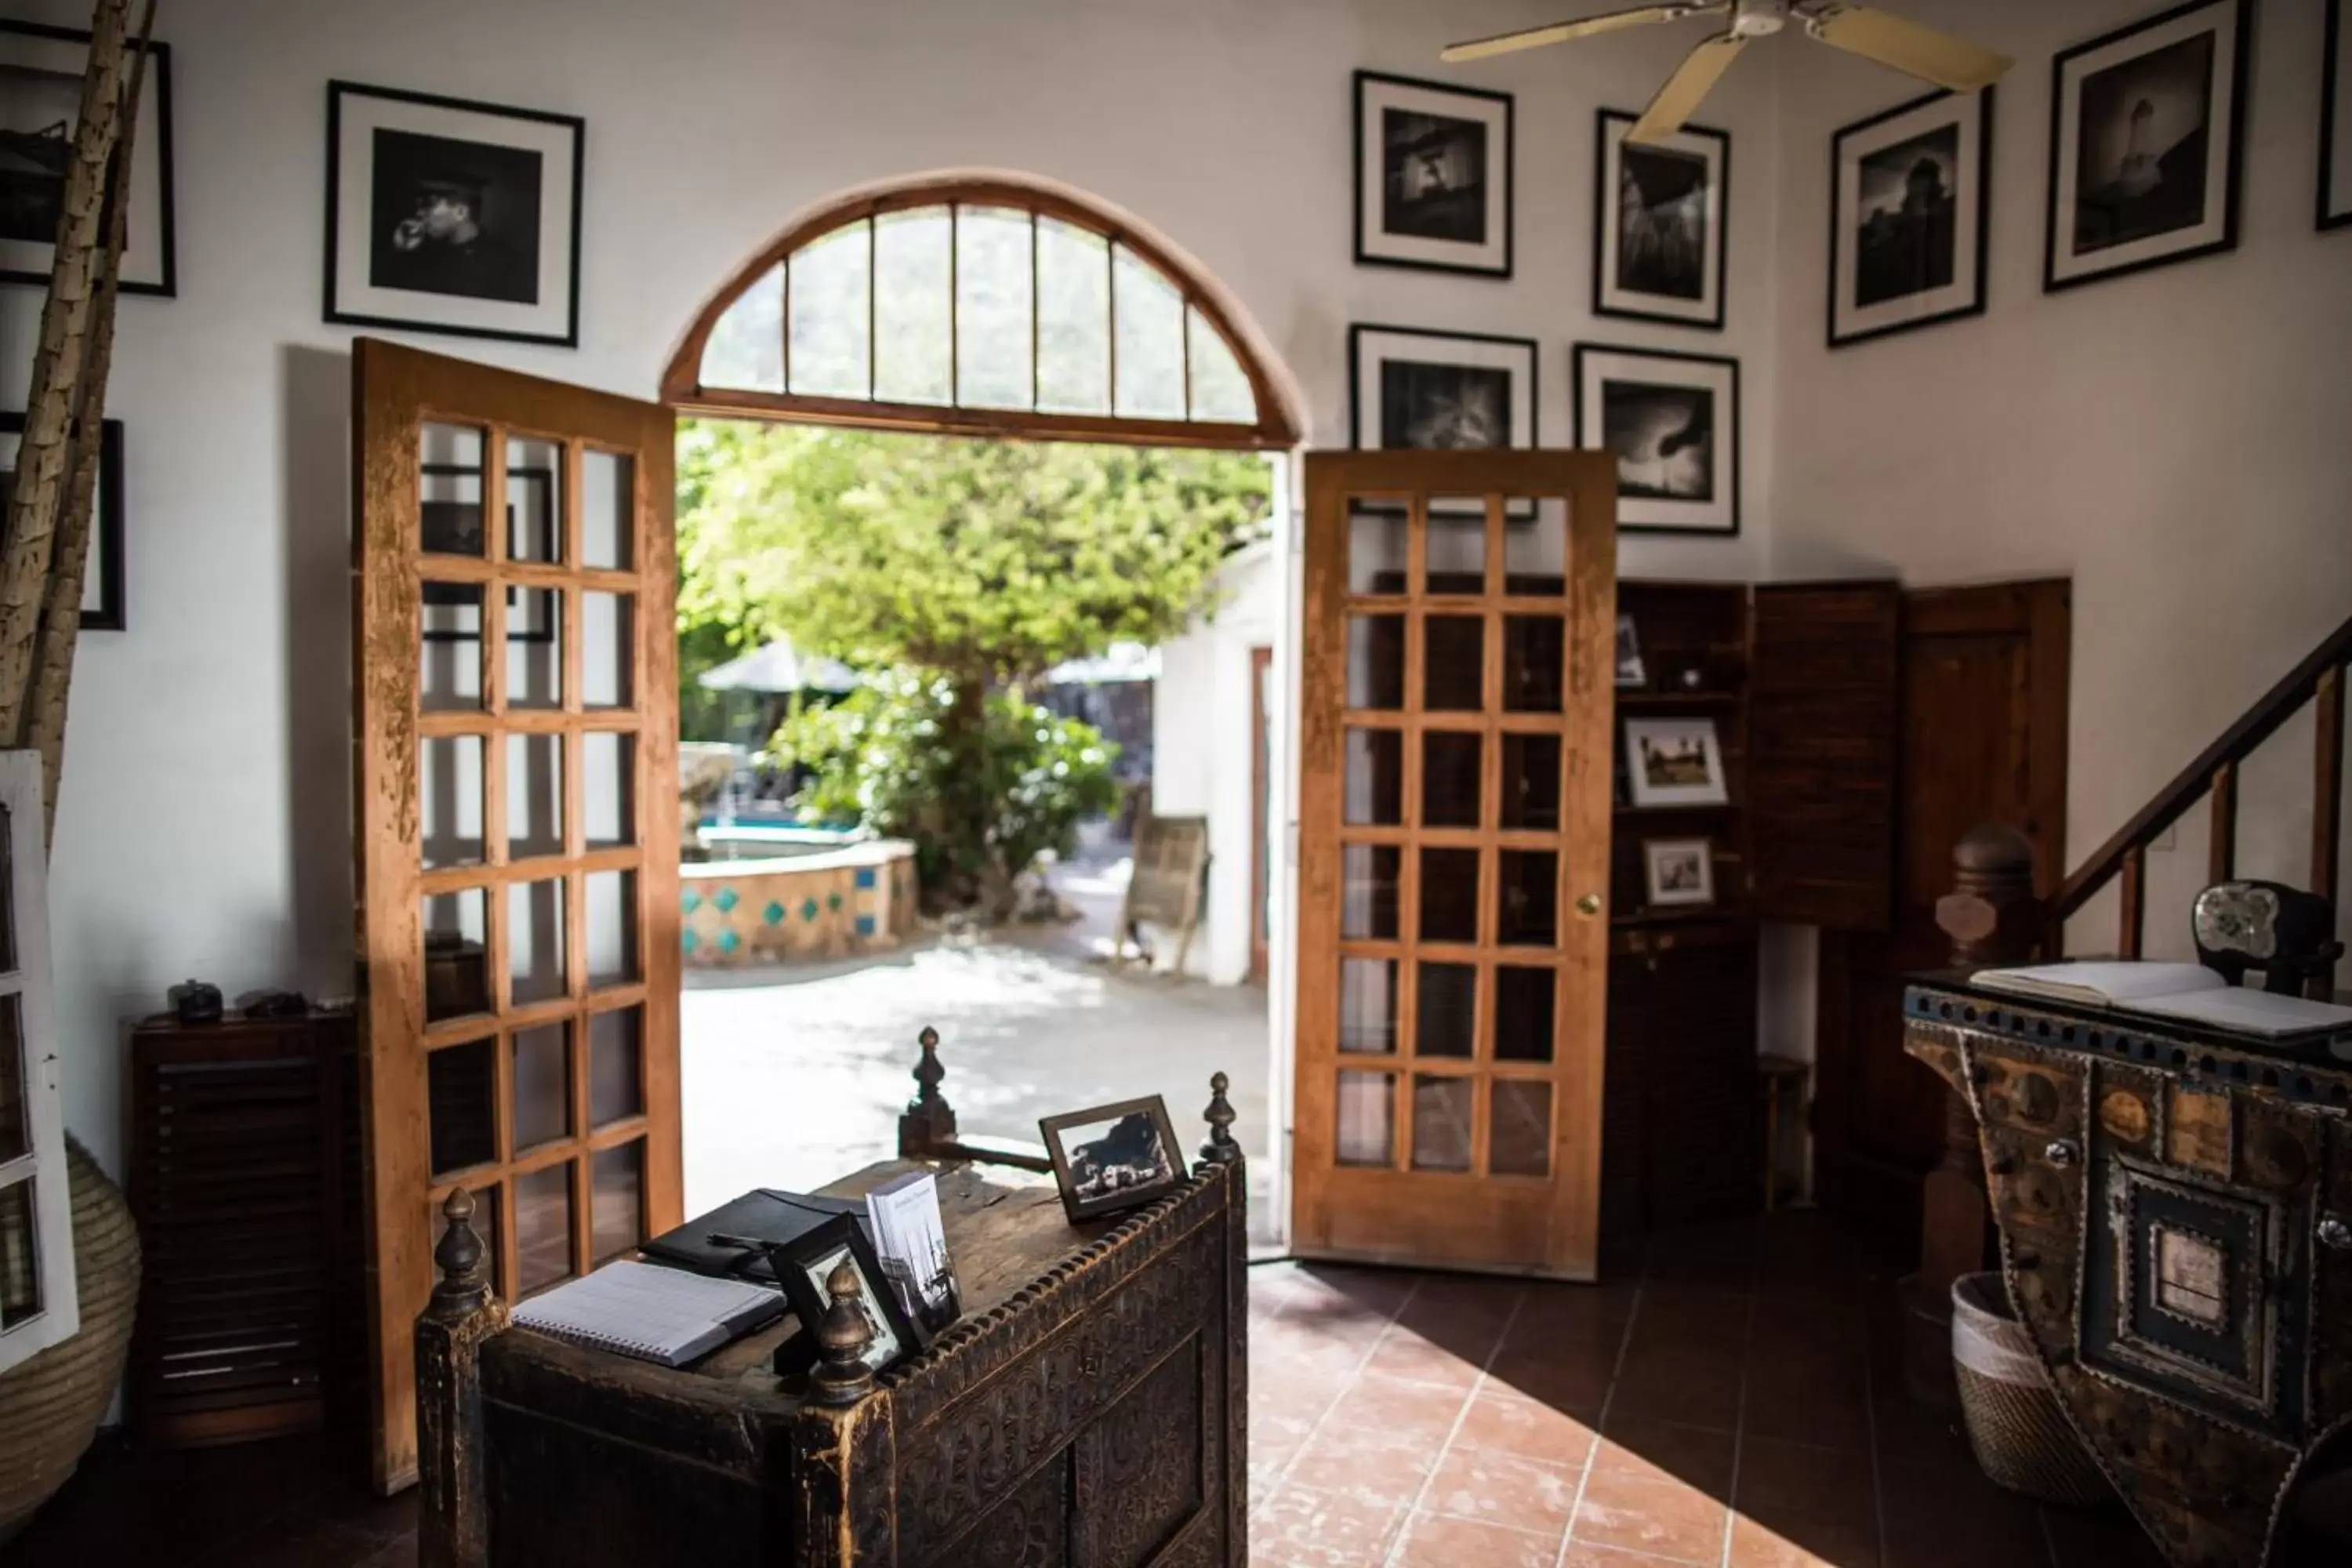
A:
[662,177,1300,450]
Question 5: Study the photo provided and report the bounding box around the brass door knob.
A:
[1576,893,1602,917]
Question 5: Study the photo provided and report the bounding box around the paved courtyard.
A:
[678,848,1275,1234]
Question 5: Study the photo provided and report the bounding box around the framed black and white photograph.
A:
[1354,71,1512,277]
[1624,717,1730,809]
[2322,0,2351,230]
[1593,110,1726,328]
[1350,324,1536,456]
[1830,89,1992,347]
[767,1214,921,1372]
[1615,613,1647,688]
[2045,0,2249,292]
[1572,343,1738,536]
[1,21,173,295]
[1642,837,1716,909]
[326,82,583,345]
[1039,1095,1185,1223]
[1,411,125,631]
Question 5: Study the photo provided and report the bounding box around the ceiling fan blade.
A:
[1441,5,1718,64]
[1803,3,2013,90]
[1626,31,1748,144]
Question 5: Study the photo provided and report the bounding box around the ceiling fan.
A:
[1442,1,2011,145]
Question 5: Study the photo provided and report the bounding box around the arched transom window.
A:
[664,179,1296,448]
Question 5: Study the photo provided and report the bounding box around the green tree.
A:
[676,420,1271,910]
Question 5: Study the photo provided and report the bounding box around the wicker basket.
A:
[1951,1272,2110,1506]
[0,1138,143,1544]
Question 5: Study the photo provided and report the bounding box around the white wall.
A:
[1,0,1791,1178]
[1769,0,2352,947]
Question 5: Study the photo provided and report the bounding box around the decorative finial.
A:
[899,1025,957,1157]
[433,1188,486,1301]
[913,1026,945,1104]
[809,1259,877,1405]
[1200,1070,1240,1166]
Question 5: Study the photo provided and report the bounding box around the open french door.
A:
[0,753,74,1375]
[1290,450,1617,1279]
[351,339,681,1491]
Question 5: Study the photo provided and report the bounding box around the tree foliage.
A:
[769,674,1119,915]
[675,421,1272,688]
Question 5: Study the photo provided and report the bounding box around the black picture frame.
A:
[0,411,125,631]
[1039,1095,1187,1223]
[2043,0,2251,293]
[1570,342,1740,538]
[1828,88,1994,349]
[2323,0,2351,230]
[0,20,175,296]
[1347,322,1539,454]
[325,81,585,347]
[1352,70,1514,278]
[418,463,557,641]
[1592,108,1729,331]
[767,1213,924,1374]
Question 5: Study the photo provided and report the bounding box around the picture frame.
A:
[1039,1095,1187,1223]
[2044,0,2249,292]
[2323,0,2351,230]
[325,81,584,346]
[0,20,174,295]
[1623,716,1730,808]
[1642,837,1717,909]
[0,411,125,631]
[1593,109,1727,329]
[1829,88,1993,348]
[1572,343,1738,536]
[767,1213,924,1373]
[1354,71,1512,278]
[1350,324,1537,456]
[1614,612,1647,689]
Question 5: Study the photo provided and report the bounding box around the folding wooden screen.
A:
[1291,450,1617,1279]
[351,338,681,1492]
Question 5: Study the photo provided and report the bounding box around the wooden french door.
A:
[352,338,681,1492]
[1292,450,1617,1279]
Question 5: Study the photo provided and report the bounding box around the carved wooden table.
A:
[1904,974,2352,1568]
[415,1080,1249,1568]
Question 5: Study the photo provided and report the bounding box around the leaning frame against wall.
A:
[662,176,1300,450]
[351,337,682,1493]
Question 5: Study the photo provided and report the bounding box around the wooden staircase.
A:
[1899,609,2352,1403]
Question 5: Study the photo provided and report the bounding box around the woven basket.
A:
[0,1137,142,1544]
[1951,1272,2110,1506]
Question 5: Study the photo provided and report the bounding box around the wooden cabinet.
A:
[1600,579,1898,1240]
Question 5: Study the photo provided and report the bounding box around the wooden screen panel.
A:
[354,338,681,1494]
[1294,450,1617,1279]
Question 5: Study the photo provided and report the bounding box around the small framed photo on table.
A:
[1040,1096,1186,1223]
[1624,716,1729,808]
[1642,837,1716,909]
[768,1214,922,1375]
[1615,613,1647,688]
[325,81,584,346]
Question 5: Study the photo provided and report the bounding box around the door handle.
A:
[1576,893,1602,917]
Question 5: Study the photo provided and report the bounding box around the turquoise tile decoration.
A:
[681,927,699,954]
[682,890,702,914]
[855,914,877,936]
[718,928,741,954]
[764,900,786,926]
[713,887,739,913]
[801,897,821,923]
[854,867,877,890]
[826,891,844,912]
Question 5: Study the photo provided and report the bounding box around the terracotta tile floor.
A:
[1244,1211,2164,1568]
[8,1213,2162,1568]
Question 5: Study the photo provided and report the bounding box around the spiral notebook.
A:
[511,1260,786,1367]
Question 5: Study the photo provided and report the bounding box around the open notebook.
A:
[1969,961,2352,1038]
[512,1260,786,1367]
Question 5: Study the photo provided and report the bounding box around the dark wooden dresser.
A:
[414,1132,1248,1566]
[1904,973,2352,1568]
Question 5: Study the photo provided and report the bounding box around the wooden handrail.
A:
[2049,612,2352,940]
